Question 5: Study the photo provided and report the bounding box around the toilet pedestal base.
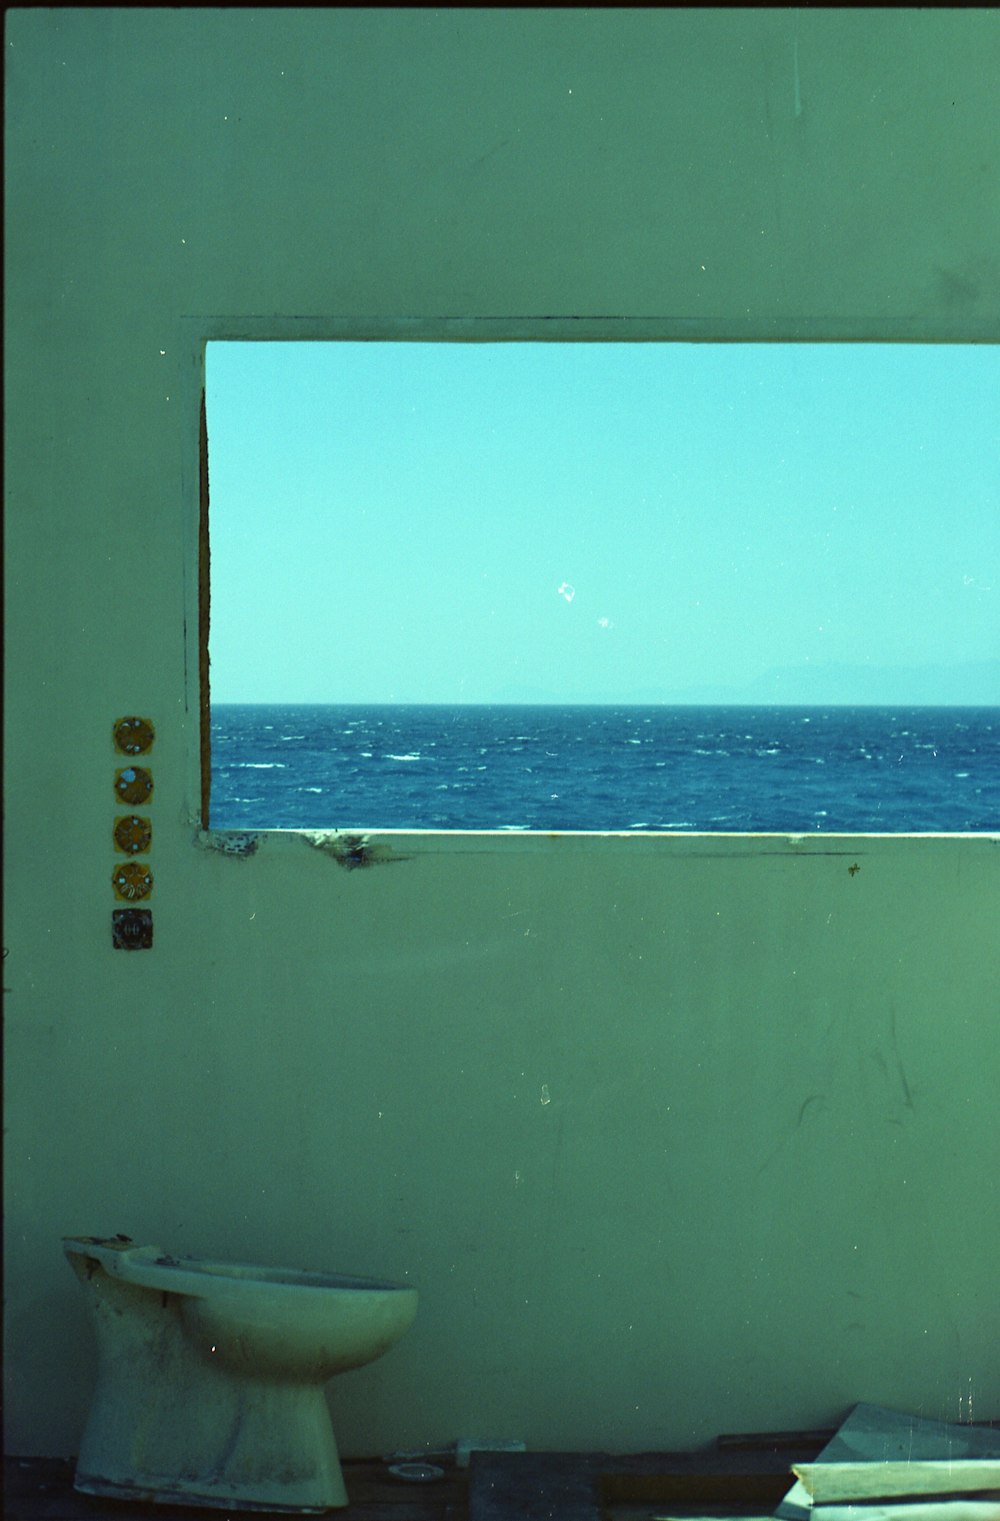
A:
[76,1356,350,1510]
[74,1471,346,1514]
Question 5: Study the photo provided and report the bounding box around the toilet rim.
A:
[62,1237,417,1301]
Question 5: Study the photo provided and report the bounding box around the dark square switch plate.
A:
[112,909,153,950]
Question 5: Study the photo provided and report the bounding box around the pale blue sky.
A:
[206,342,998,705]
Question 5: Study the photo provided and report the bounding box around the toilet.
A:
[63,1236,418,1512]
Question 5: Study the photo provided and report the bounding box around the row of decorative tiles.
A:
[111,717,155,949]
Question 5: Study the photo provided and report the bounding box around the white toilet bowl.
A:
[64,1236,418,1512]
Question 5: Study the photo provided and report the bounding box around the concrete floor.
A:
[3,1458,468,1521]
[4,1442,824,1521]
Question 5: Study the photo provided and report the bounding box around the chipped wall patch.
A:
[197,830,261,858]
[301,831,403,869]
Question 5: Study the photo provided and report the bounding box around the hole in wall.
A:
[200,339,999,835]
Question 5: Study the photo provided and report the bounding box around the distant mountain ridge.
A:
[667,660,1000,707]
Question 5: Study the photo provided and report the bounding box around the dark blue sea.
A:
[209,705,999,833]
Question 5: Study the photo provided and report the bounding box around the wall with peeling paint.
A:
[5,8,999,1459]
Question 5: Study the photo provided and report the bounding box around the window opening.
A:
[203,341,999,834]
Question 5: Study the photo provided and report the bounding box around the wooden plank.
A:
[469,1446,829,1521]
[599,1473,794,1507]
[716,1430,838,1452]
[792,1460,1000,1502]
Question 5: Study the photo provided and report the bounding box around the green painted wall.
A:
[5,8,999,1459]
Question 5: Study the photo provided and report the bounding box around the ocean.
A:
[209,705,999,833]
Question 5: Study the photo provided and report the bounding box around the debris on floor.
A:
[775,1404,1000,1521]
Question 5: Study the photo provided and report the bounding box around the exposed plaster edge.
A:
[300,831,406,869]
[195,829,262,858]
[194,828,409,865]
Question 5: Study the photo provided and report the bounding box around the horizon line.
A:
[211,698,1000,709]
